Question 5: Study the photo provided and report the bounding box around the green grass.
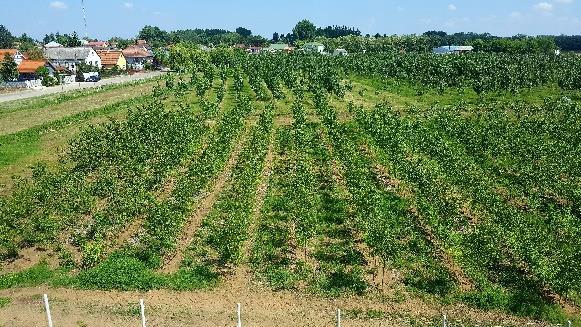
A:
[351,75,581,109]
[0,262,57,289]
[0,132,41,168]
[0,77,159,115]
[0,297,11,309]
[0,90,157,171]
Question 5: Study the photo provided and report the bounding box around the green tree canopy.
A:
[0,53,18,82]
[109,37,133,50]
[293,19,317,41]
[138,25,169,48]
[0,25,14,48]
[235,27,252,38]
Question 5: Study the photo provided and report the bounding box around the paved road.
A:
[0,71,165,104]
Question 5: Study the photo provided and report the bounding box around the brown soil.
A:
[0,285,557,327]
[0,248,53,274]
[105,217,144,255]
[160,128,249,273]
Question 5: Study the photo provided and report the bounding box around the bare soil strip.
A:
[0,286,556,327]
[160,128,250,273]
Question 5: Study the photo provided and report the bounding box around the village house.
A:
[266,43,293,53]
[333,48,348,56]
[96,50,127,70]
[303,42,325,53]
[86,41,110,49]
[17,60,56,80]
[0,49,27,65]
[44,47,102,72]
[122,45,154,70]
[247,46,262,54]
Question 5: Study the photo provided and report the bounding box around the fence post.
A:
[443,314,447,327]
[43,294,53,327]
[139,299,146,327]
[236,303,242,327]
[336,308,341,327]
[568,320,572,327]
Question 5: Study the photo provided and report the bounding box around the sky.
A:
[1,0,580,40]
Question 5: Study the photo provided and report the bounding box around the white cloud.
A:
[448,4,457,11]
[533,2,553,12]
[124,2,134,9]
[49,1,67,9]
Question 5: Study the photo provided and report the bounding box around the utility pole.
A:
[81,0,88,39]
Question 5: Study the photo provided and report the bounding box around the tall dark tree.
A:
[285,33,296,44]
[0,25,14,48]
[138,25,169,47]
[0,53,18,82]
[423,30,448,38]
[235,27,252,38]
[316,25,361,38]
[293,19,317,41]
[272,32,280,43]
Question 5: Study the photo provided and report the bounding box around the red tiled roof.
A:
[122,46,152,58]
[0,49,18,59]
[18,60,47,73]
[96,50,124,65]
[88,41,108,48]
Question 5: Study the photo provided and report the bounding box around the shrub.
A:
[78,255,161,291]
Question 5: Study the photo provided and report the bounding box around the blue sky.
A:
[1,0,580,40]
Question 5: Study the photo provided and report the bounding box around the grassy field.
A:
[0,78,190,195]
[0,66,579,326]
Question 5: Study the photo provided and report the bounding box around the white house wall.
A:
[85,50,102,69]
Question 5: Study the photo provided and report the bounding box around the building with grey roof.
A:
[44,47,102,72]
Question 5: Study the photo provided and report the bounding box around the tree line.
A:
[1,22,581,54]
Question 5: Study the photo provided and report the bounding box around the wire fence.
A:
[39,293,574,327]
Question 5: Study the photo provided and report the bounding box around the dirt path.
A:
[160,128,249,273]
[0,71,163,104]
[0,285,557,327]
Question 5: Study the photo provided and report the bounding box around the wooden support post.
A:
[336,308,341,327]
[443,314,447,327]
[43,294,53,327]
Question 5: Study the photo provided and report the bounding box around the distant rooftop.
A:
[44,47,95,60]
[433,45,474,54]
[44,41,63,48]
